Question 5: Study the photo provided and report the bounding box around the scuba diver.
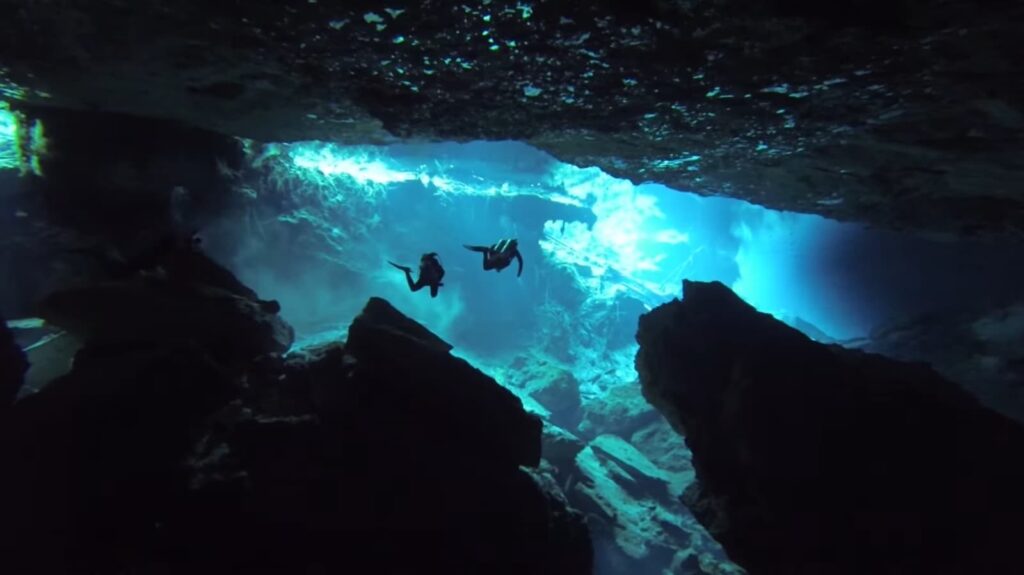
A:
[463,238,523,277]
[389,252,446,297]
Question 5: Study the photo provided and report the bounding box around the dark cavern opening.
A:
[2,2,1023,575]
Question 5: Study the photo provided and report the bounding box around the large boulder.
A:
[636,280,1024,574]
[183,296,589,574]
[0,313,29,408]
[0,296,593,574]
[37,278,293,364]
[340,297,543,470]
[0,344,237,574]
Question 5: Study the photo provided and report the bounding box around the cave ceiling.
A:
[2,0,1022,237]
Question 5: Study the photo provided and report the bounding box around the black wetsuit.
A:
[391,253,445,297]
[464,239,523,277]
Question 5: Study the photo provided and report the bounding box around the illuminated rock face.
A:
[636,280,1024,575]
[2,1,1023,236]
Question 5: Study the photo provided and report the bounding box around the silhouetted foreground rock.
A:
[635,280,1024,575]
[37,278,293,364]
[34,243,294,366]
[0,314,28,408]
[864,301,1024,423]
[0,297,591,574]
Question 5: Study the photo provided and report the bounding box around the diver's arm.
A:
[515,251,523,277]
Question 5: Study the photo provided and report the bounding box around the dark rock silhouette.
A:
[36,279,293,366]
[636,280,1024,575]
[864,302,1024,423]
[33,241,292,367]
[17,105,244,247]
[0,314,28,409]
[0,295,591,574]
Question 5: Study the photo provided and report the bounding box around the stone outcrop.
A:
[864,301,1024,422]
[505,355,584,430]
[0,296,591,574]
[636,280,1024,575]
[0,313,28,409]
[3,1,1022,236]
[37,279,293,365]
[33,238,293,366]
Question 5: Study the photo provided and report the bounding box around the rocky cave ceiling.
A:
[2,0,1022,237]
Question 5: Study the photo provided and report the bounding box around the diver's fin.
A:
[463,244,488,253]
[388,261,412,272]
[6,317,46,330]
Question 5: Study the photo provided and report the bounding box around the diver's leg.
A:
[407,273,427,292]
[389,261,419,291]
[463,245,493,270]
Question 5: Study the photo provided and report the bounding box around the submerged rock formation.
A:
[33,239,294,366]
[2,1,1022,236]
[481,351,738,573]
[0,106,248,320]
[566,427,735,575]
[0,294,591,574]
[0,314,28,409]
[864,301,1024,422]
[636,280,1024,575]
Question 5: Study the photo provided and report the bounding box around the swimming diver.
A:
[463,238,523,277]
[389,252,446,297]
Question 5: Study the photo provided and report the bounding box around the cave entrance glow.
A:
[208,139,1024,398]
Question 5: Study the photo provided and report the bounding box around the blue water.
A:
[205,140,1024,382]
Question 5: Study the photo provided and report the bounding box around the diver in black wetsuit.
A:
[389,252,446,297]
[464,238,523,277]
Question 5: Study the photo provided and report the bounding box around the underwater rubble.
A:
[501,354,740,575]
[636,279,1024,574]
[0,261,592,574]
